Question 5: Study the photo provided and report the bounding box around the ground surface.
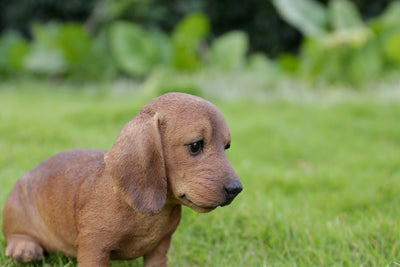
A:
[1,81,400,266]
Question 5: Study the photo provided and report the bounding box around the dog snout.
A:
[222,181,242,206]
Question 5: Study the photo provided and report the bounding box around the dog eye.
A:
[225,142,231,150]
[188,140,203,156]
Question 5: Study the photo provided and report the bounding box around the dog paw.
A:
[5,235,43,262]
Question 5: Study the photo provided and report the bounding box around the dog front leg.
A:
[76,238,110,267]
[143,233,172,267]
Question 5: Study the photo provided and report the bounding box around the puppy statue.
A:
[2,93,242,266]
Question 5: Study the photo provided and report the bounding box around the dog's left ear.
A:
[104,112,166,215]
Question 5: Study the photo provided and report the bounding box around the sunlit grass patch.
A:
[1,81,400,266]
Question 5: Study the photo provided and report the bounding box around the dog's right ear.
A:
[104,112,167,215]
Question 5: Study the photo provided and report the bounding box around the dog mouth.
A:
[178,194,218,211]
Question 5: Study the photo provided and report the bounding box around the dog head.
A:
[105,93,242,214]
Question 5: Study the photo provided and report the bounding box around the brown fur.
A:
[2,93,242,266]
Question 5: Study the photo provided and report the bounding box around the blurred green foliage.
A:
[0,0,391,57]
[171,12,210,70]
[0,0,399,89]
[273,0,329,37]
[0,32,30,75]
[20,22,115,79]
[273,0,400,87]
[109,21,160,77]
[208,31,249,71]
[0,11,273,94]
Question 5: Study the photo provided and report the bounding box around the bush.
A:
[0,1,398,89]
[13,22,116,79]
[109,21,161,77]
[0,0,392,56]
[273,0,400,87]
[0,13,222,81]
[171,12,210,70]
[208,31,249,71]
[0,31,30,76]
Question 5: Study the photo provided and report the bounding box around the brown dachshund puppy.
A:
[2,93,242,266]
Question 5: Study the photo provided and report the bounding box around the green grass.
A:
[1,81,400,266]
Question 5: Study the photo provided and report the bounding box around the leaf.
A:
[329,0,363,31]
[55,23,114,79]
[369,1,400,32]
[0,31,30,73]
[348,39,383,87]
[31,23,61,50]
[208,31,248,71]
[320,27,371,48]
[86,29,118,80]
[278,54,299,73]
[109,21,160,77]
[28,22,113,79]
[106,0,149,20]
[247,53,274,72]
[172,12,210,50]
[24,45,67,75]
[57,23,92,64]
[171,12,210,70]
[272,0,328,37]
[27,23,68,76]
[152,30,173,65]
[300,38,349,84]
[142,67,202,97]
[384,31,400,65]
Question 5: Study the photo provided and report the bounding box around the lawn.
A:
[1,81,400,266]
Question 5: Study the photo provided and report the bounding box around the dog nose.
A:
[223,181,243,206]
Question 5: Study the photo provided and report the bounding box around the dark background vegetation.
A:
[3,0,399,89]
[0,0,392,57]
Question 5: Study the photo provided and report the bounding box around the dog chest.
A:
[109,205,181,260]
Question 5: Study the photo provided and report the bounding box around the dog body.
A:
[3,149,181,265]
[2,93,242,266]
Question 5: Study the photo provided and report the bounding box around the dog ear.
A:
[104,112,166,214]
